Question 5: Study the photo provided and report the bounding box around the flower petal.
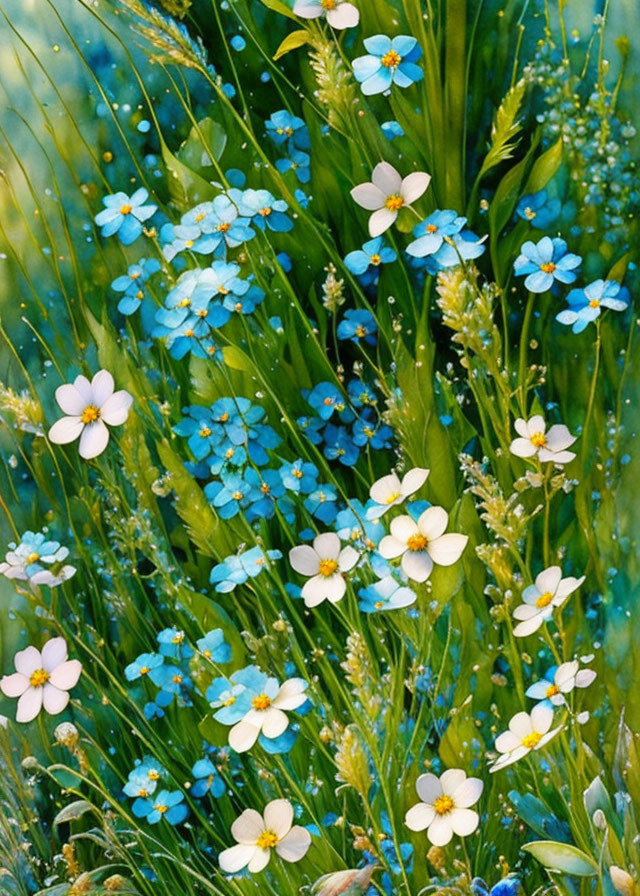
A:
[401,550,433,583]
[79,420,110,459]
[276,825,311,862]
[0,672,29,698]
[42,684,70,715]
[289,545,320,576]
[263,799,293,839]
[41,637,68,672]
[14,646,42,677]
[55,384,86,416]
[427,533,468,567]
[48,659,82,691]
[228,720,261,752]
[90,369,115,406]
[313,532,341,560]
[415,773,442,804]
[48,416,84,445]
[231,808,264,844]
[219,844,256,873]
[16,686,43,723]
[450,808,479,837]
[405,802,436,831]
[99,390,133,426]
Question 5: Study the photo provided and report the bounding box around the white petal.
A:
[313,532,341,560]
[535,566,562,595]
[401,171,431,204]
[350,182,385,211]
[48,660,82,691]
[263,799,293,839]
[554,661,579,688]
[272,679,308,710]
[527,415,546,436]
[48,416,84,445]
[276,826,311,863]
[368,207,396,237]
[326,2,359,28]
[401,550,433,583]
[55,384,85,416]
[231,809,265,844]
[509,711,534,738]
[219,844,256,873]
[338,545,359,572]
[451,777,483,808]
[41,637,68,672]
[247,848,271,873]
[389,515,418,543]
[14,646,42,677]
[0,672,29,698]
[494,730,521,753]
[510,437,537,458]
[537,726,562,749]
[16,687,43,723]
[555,574,585,599]
[427,533,468,567]
[377,535,405,559]
[405,802,435,831]
[439,768,467,797]
[427,815,454,846]
[292,1,323,17]
[228,720,261,753]
[401,467,429,497]
[450,808,479,837]
[513,616,543,637]
[514,418,529,438]
[79,420,110,459]
[370,472,401,505]
[531,704,554,734]
[545,424,576,452]
[418,505,448,540]
[90,369,115,406]
[371,162,402,195]
[302,573,345,607]
[289,545,320,576]
[42,684,70,715]
[260,707,289,739]
[99,390,133,426]
[512,603,539,620]
[415,773,442,804]
[575,669,597,689]
[72,375,93,404]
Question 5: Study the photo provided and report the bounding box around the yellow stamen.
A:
[26,552,40,565]
[536,591,553,608]
[252,693,271,711]
[545,684,559,698]
[318,558,338,577]
[530,432,546,448]
[426,223,438,233]
[258,207,272,217]
[256,830,279,849]
[589,298,600,308]
[381,49,401,68]
[407,533,428,552]
[433,795,454,815]
[385,194,404,212]
[29,668,49,688]
[540,262,556,274]
[370,253,381,265]
[216,222,231,233]
[81,405,100,424]
[522,731,542,749]
[119,203,132,215]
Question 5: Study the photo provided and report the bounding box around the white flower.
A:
[289,533,359,607]
[512,565,585,637]
[526,660,596,706]
[510,415,577,465]
[0,637,82,723]
[490,705,561,772]
[351,162,431,237]
[229,678,308,752]
[48,369,133,460]
[377,506,468,583]
[219,798,311,874]
[293,0,359,30]
[405,768,483,846]
[367,467,429,519]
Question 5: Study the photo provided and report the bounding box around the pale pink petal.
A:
[41,637,68,672]
[0,672,29,698]
[79,420,110,459]
[14,646,42,677]
[48,659,82,691]
[16,686,43,723]
[42,684,70,715]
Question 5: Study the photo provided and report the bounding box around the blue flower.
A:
[148,664,191,697]
[516,190,561,229]
[323,424,360,466]
[191,758,225,798]
[337,309,378,345]
[279,459,319,494]
[237,188,293,232]
[335,500,384,550]
[197,629,232,663]
[359,575,416,612]
[209,546,282,592]
[0,530,71,583]
[304,484,340,524]
[111,258,161,316]
[556,279,629,333]
[381,120,405,140]
[296,415,325,445]
[514,236,581,293]
[94,188,156,245]
[133,789,188,825]
[173,406,225,461]
[276,150,311,184]
[306,382,348,420]
[344,237,397,277]
[352,414,392,449]
[123,768,157,799]
[266,110,310,151]
[205,473,252,519]
[125,653,164,682]
[353,35,423,96]
[199,194,255,249]
[222,284,265,316]
[157,628,194,661]
[244,468,286,521]
[406,210,466,258]
[347,379,378,408]
[160,222,222,262]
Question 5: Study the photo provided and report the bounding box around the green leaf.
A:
[177,117,227,171]
[161,135,216,209]
[607,251,630,283]
[222,345,254,372]
[524,137,563,193]
[439,696,476,766]
[521,841,598,877]
[478,79,526,178]
[53,800,95,825]
[257,0,298,20]
[274,29,309,60]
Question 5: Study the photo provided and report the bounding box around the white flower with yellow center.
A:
[293,0,359,29]
[229,678,308,753]
[0,637,82,723]
[219,799,311,874]
[367,467,430,519]
[48,369,133,459]
[289,532,359,607]
[509,414,577,465]
[351,162,431,237]
[526,660,597,707]
[512,565,585,637]
[405,768,483,846]
[377,506,468,583]
[490,705,561,772]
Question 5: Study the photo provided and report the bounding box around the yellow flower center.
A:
[381,49,402,68]
[81,405,100,425]
[370,253,381,265]
[355,325,367,337]
[203,650,212,659]
[407,533,428,552]
[540,262,556,274]
[293,468,303,478]
[184,329,195,338]
[374,601,384,609]
[433,795,454,815]
[258,207,272,217]
[256,830,279,849]
[154,803,168,814]
[120,203,132,215]
[385,490,401,504]
[545,684,559,698]
[536,591,554,608]
[426,223,438,233]
[194,212,206,222]
[235,302,243,312]
[318,558,338,577]
[216,222,231,233]
[197,309,208,318]
[172,674,183,684]
[223,695,236,707]
[199,426,212,438]
[139,665,150,675]
[29,668,50,688]
[26,552,40,564]
[218,412,229,423]
[524,207,536,220]
[184,239,194,248]
[148,769,161,780]
[225,448,235,459]
[252,693,271,711]
[385,194,404,212]
[589,298,600,308]
[321,0,336,7]
[137,787,148,798]
[178,298,191,307]
[232,490,244,501]
[260,482,270,493]
[217,286,230,295]
[530,432,546,448]
[522,731,542,749]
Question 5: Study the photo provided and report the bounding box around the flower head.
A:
[48,370,133,460]
[556,279,630,333]
[405,768,483,845]
[490,705,561,772]
[219,799,311,874]
[351,162,431,237]
[358,575,416,613]
[353,35,423,95]
[509,415,577,465]
[513,236,581,293]
[289,532,359,607]
[367,467,429,519]
[227,672,308,753]
[378,506,467,583]
[512,565,585,637]
[526,660,597,707]
[94,187,156,245]
[0,530,76,587]
[0,637,82,723]
[293,0,359,30]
